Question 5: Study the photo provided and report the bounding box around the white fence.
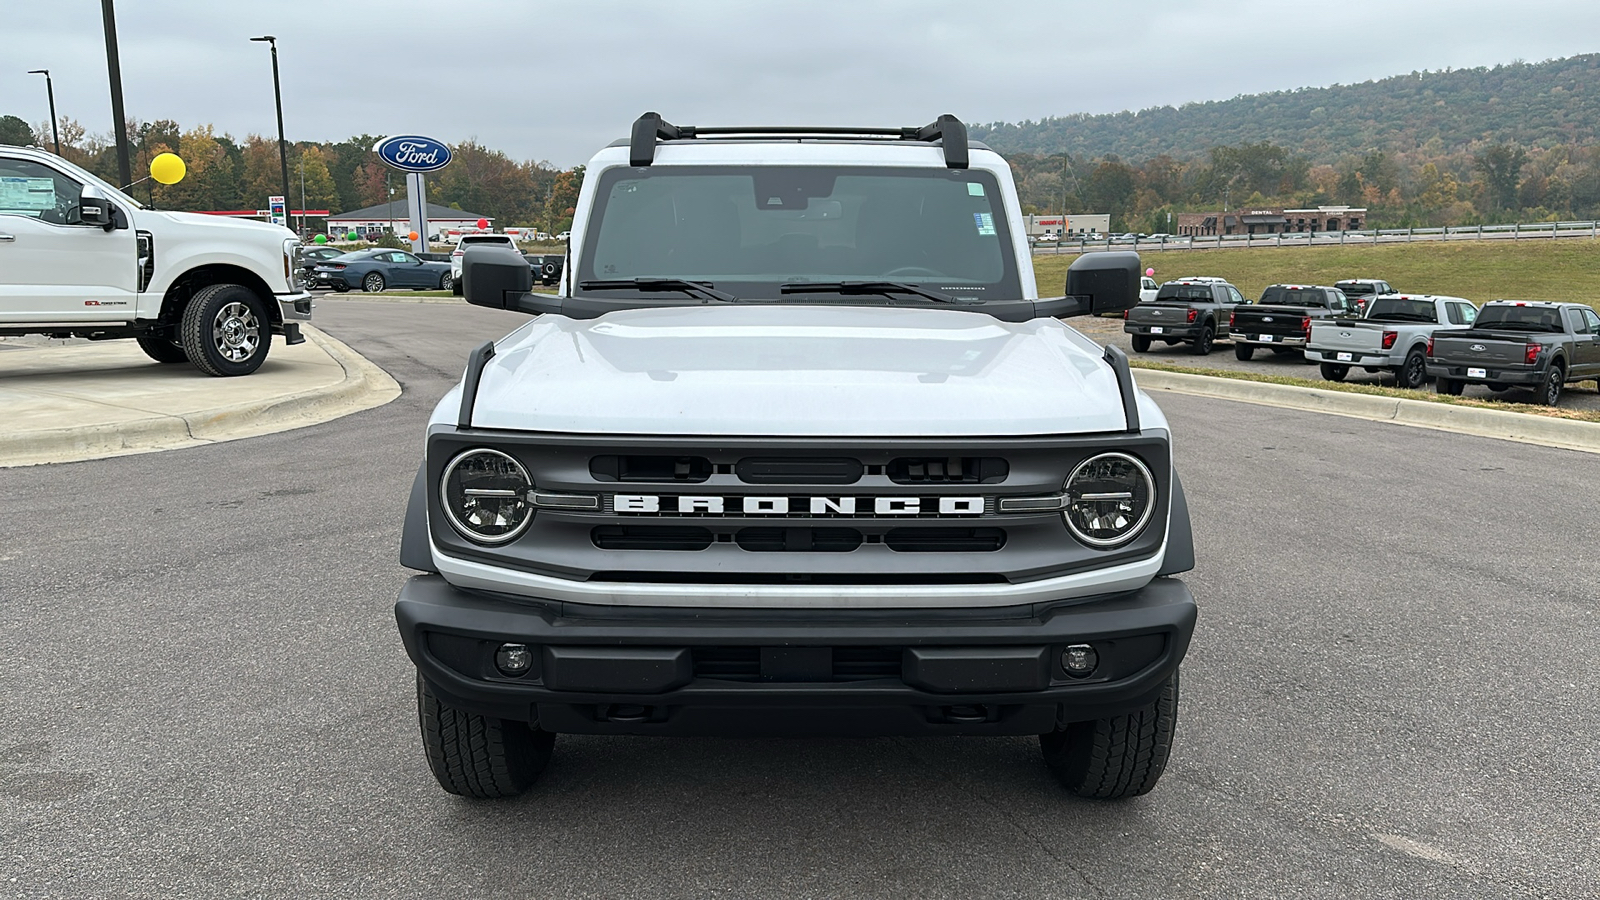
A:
[1032,220,1600,255]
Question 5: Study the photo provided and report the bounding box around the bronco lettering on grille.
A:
[612,495,985,516]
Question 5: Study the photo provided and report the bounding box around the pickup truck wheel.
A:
[1436,378,1464,396]
[136,333,188,364]
[1319,362,1349,382]
[1040,670,1178,799]
[1542,365,1565,406]
[179,284,270,377]
[362,272,386,293]
[1130,335,1151,353]
[1234,344,1254,361]
[417,674,553,799]
[1189,325,1215,356]
[1398,349,1427,389]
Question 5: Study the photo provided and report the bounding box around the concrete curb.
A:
[0,325,401,467]
[1133,368,1600,455]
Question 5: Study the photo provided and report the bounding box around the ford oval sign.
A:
[374,135,452,173]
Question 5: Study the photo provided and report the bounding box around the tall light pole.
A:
[26,70,61,155]
[100,0,132,188]
[250,36,292,231]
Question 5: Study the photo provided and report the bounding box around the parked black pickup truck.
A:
[1230,284,1357,361]
[1429,301,1600,405]
[1123,277,1247,355]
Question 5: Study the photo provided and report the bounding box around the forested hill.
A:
[972,55,1600,164]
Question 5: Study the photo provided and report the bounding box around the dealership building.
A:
[1022,213,1110,237]
[325,201,494,240]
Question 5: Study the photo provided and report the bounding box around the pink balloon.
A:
[1145,268,1155,277]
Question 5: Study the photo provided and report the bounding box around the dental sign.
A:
[374,135,453,173]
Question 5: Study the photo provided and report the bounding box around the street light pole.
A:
[99,0,132,188]
[250,36,293,231]
[26,70,61,155]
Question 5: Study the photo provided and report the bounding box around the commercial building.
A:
[326,201,493,241]
[1175,205,1366,237]
[1023,214,1110,237]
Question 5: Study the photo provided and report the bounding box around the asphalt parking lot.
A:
[2,300,1597,898]
[1075,315,1600,413]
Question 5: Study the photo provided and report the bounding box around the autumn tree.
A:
[1474,144,1527,212]
[0,115,34,146]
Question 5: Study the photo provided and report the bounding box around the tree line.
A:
[0,114,584,233]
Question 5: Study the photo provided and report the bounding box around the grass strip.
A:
[1128,359,1600,424]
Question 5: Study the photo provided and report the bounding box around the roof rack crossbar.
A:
[628,113,970,169]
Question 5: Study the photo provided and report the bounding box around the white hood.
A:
[460,305,1130,437]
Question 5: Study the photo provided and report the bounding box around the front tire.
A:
[417,675,554,799]
[1319,362,1349,382]
[1189,324,1215,356]
[1130,335,1151,353]
[1234,343,1254,361]
[362,272,386,293]
[179,284,271,377]
[136,333,188,364]
[1040,670,1179,799]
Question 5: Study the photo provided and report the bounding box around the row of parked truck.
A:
[1124,276,1600,405]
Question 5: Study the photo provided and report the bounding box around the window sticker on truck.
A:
[974,212,996,236]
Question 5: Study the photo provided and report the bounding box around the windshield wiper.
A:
[578,278,737,303]
[779,281,983,305]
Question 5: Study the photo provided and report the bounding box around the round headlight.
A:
[1063,452,1155,548]
[440,449,534,544]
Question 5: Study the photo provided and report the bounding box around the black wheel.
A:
[332,283,349,293]
[451,275,463,296]
[1189,324,1215,356]
[1541,365,1565,406]
[1130,335,1151,353]
[1319,362,1349,382]
[362,271,386,293]
[417,674,553,799]
[136,332,188,364]
[1040,670,1179,799]
[1234,343,1254,361]
[1397,350,1427,390]
[1436,378,1463,396]
[439,273,454,292]
[179,284,271,377]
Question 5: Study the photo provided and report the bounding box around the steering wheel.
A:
[884,266,944,278]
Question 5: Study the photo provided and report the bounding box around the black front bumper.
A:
[395,574,1196,737]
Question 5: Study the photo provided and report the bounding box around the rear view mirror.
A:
[1053,251,1142,317]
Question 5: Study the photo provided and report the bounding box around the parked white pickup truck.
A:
[0,145,312,376]
[1305,293,1479,388]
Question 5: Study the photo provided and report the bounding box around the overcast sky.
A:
[3,1,1598,167]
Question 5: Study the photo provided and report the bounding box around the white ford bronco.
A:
[0,144,311,375]
[394,114,1197,800]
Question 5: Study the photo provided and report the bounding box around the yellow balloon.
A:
[150,153,186,185]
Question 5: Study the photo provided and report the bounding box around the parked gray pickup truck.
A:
[1428,301,1600,405]
[1306,294,1479,388]
[1123,277,1246,355]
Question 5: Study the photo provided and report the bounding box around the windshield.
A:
[1474,306,1565,332]
[1259,287,1327,308]
[578,165,1020,301]
[1365,298,1437,322]
[1155,285,1214,301]
[1336,282,1377,296]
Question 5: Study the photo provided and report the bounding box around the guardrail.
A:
[1033,220,1600,255]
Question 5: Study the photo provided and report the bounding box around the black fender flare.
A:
[1157,470,1195,576]
[400,463,437,572]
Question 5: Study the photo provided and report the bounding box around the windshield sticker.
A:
[973,212,996,236]
[0,177,57,212]
[967,182,985,197]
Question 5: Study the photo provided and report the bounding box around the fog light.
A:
[1062,644,1098,677]
[495,643,533,676]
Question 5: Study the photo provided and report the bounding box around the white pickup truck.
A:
[0,144,312,376]
[1305,294,1479,388]
[394,113,1197,802]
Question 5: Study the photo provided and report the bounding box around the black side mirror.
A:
[1053,250,1142,318]
[463,246,561,315]
[77,185,114,231]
